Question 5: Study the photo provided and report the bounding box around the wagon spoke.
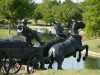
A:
[1,52,11,75]
[10,62,22,74]
[27,55,43,74]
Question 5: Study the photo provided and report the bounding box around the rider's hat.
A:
[21,19,27,26]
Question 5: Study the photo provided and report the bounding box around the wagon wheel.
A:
[0,51,6,73]
[12,63,22,73]
[2,52,11,75]
[9,59,22,74]
[0,58,3,72]
[27,55,43,74]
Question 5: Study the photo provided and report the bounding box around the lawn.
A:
[83,39,100,53]
[0,29,17,38]
[1,69,99,75]
[29,69,100,75]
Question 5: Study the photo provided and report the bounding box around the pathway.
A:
[82,51,100,58]
[29,26,55,31]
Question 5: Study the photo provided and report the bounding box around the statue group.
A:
[17,19,89,70]
[44,20,88,69]
[0,19,89,74]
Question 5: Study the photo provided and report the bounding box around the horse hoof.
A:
[77,58,80,62]
[83,57,86,60]
[48,67,52,69]
[43,67,47,70]
[48,66,52,69]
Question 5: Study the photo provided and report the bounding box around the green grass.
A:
[1,69,99,75]
[0,29,17,38]
[85,56,100,69]
[83,39,100,53]
[30,69,100,75]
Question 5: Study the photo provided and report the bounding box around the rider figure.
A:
[17,19,45,47]
[52,21,66,39]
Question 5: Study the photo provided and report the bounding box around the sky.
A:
[34,0,85,3]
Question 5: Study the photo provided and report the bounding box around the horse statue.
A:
[43,21,67,58]
[45,20,89,69]
[35,21,67,69]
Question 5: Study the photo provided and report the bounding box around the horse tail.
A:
[44,47,54,63]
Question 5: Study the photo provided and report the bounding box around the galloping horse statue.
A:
[45,20,89,69]
[43,21,67,58]
[38,21,67,69]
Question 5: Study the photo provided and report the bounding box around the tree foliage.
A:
[0,0,35,22]
[83,0,100,37]
[33,4,43,25]
[51,5,62,22]
[39,0,54,25]
[51,0,82,27]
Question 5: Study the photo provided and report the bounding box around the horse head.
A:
[71,20,85,29]
[71,20,85,35]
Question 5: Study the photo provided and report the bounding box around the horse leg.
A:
[57,59,64,70]
[43,53,53,69]
[48,58,54,69]
[26,39,33,47]
[82,45,88,60]
[34,34,45,46]
[48,62,53,69]
[40,61,47,70]
[73,53,76,58]
[0,61,2,72]
[81,45,88,61]
[77,51,81,62]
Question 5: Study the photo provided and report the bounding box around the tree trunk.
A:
[50,21,52,26]
[8,23,11,34]
[34,19,38,25]
[64,20,68,28]
[46,22,47,26]
[68,20,71,28]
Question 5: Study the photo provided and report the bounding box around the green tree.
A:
[51,5,62,22]
[39,0,61,25]
[50,0,83,28]
[61,0,82,27]
[50,0,61,5]
[39,0,54,25]
[0,0,35,33]
[0,0,35,22]
[83,0,100,37]
[33,4,43,25]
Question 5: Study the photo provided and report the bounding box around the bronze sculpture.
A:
[17,19,45,47]
[45,20,88,69]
